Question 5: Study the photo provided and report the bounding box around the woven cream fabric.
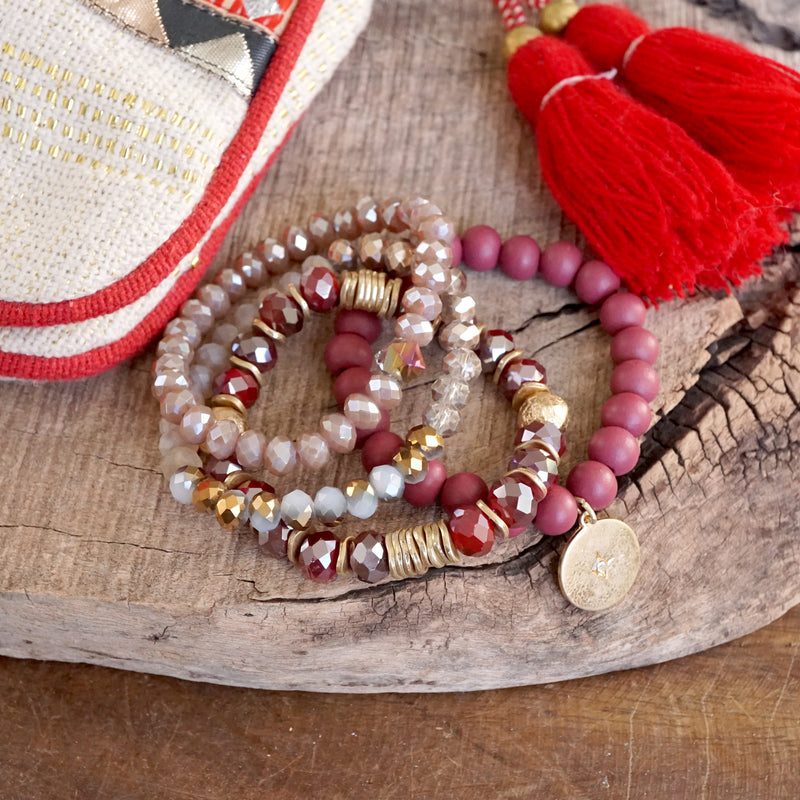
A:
[0,0,373,359]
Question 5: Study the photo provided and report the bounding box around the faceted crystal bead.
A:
[507,446,560,499]
[448,506,495,556]
[234,302,259,332]
[297,431,330,471]
[415,238,453,268]
[376,339,426,382]
[407,199,442,229]
[514,421,566,456]
[264,436,296,476]
[277,271,301,294]
[238,479,274,521]
[307,213,336,249]
[236,251,267,288]
[153,352,187,378]
[192,478,225,513]
[169,465,204,505]
[215,489,247,530]
[368,464,405,500]
[478,329,515,373]
[392,445,428,485]
[314,486,347,524]
[231,334,277,375]
[159,427,186,456]
[212,322,239,349]
[402,286,442,321]
[163,317,202,348]
[180,404,214,444]
[441,293,476,324]
[235,430,265,471]
[399,196,432,227]
[355,196,382,232]
[258,238,290,274]
[499,358,547,401]
[488,477,539,529]
[383,240,414,275]
[432,376,469,408]
[189,364,213,400]
[300,264,339,312]
[319,413,357,453]
[417,215,456,244]
[153,368,191,400]
[196,342,230,373]
[249,491,281,533]
[424,402,460,437]
[258,519,291,559]
[197,284,230,318]
[342,393,382,431]
[379,198,405,232]
[367,374,402,410]
[212,368,259,408]
[204,457,242,482]
[357,232,384,268]
[180,299,214,333]
[443,348,482,382]
[350,531,390,584]
[438,321,480,351]
[444,266,468,295]
[297,532,339,583]
[162,445,203,478]
[284,225,313,261]
[406,424,444,460]
[160,388,195,424]
[215,267,247,299]
[345,479,378,519]
[327,238,355,268]
[156,336,193,363]
[411,260,451,293]
[333,206,360,239]
[205,417,240,459]
[259,290,304,336]
[395,313,434,346]
[281,489,314,530]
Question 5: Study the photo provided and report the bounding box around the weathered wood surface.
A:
[1,0,799,693]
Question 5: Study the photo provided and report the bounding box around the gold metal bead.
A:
[224,471,254,489]
[230,355,265,387]
[517,391,570,430]
[392,445,429,485]
[493,349,524,384]
[437,519,461,564]
[476,499,510,540]
[215,489,247,531]
[192,478,225,514]
[539,0,579,35]
[286,283,311,319]
[511,381,548,412]
[337,535,355,577]
[287,529,310,563]
[406,424,444,460]
[503,25,542,60]
[252,318,286,343]
[210,393,247,417]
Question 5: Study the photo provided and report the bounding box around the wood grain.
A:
[1,0,800,693]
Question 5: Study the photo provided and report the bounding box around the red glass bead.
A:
[258,290,304,336]
[300,266,339,312]
[231,334,277,374]
[204,457,242,481]
[258,520,291,560]
[498,358,546,401]
[448,506,495,556]
[514,421,565,456]
[488,476,539,529]
[440,472,488,514]
[297,531,340,582]
[212,367,259,408]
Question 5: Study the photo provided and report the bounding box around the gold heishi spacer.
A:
[287,529,310,564]
[337,536,355,577]
[539,0,579,35]
[511,381,548,412]
[340,271,356,308]
[503,25,542,61]
[513,438,561,463]
[224,471,254,489]
[476,499,510,540]
[493,349,524,384]
[405,527,428,575]
[437,519,461,564]
[230,355,265,387]
[424,522,447,568]
[506,467,547,501]
[211,393,247,417]
[286,283,311,318]
[517,390,570,430]
[252,318,286,343]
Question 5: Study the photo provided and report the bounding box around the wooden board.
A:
[1,0,799,692]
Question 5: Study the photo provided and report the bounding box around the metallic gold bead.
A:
[511,381,549,412]
[215,489,247,531]
[250,491,280,532]
[517,391,570,430]
[192,478,226,513]
[392,445,429,485]
[540,0,579,35]
[210,393,247,417]
[406,424,444,460]
[503,25,542,60]
[224,471,253,489]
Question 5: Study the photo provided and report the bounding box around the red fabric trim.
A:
[0,0,324,328]
[0,125,295,381]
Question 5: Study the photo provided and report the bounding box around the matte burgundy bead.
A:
[588,426,641,476]
[324,333,374,375]
[333,366,372,406]
[212,367,259,408]
[488,476,539,529]
[601,393,652,437]
[440,472,489,514]
[611,359,660,402]
[461,225,501,272]
[566,461,618,511]
[258,290,304,336]
[231,334,277,374]
[599,292,647,334]
[611,327,659,364]
[448,506,495,556]
[539,241,582,287]
[514,421,565,456]
[300,265,339,312]
[258,520,291,560]
[498,357,546,401]
[403,459,447,507]
[534,486,578,536]
[297,531,339,582]
[499,235,540,281]
[574,259,621,305]
[361,431,404,472]
[355,408,390,447]
[334,309,382,343]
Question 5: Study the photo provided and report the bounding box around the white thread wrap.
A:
[539,68,618,112]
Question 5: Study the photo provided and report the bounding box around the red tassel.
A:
[507,35,784,301]
[564,4,800,209]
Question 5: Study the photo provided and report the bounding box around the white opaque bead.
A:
[181,299,215,334]
[342,393,382,431]
[159,428,186,456]
[205,418,240,459]
[319,413,357,453]
[197,283,231,318]
[345,480,378,520]
[297,431,330,471]
[367,374,402,410]
[313,486,347,524]
[432,376,469,408]
[235,430,266,471]
[443,348,482,382]
[196,342,230,373]
[212,322,240,349]
[169,467,202,505]
[368,464,405,501]
[179,405,214,444]
[264,435,296,476]
[234,302,259,333]
[160,446,202,478]
[281,489,314,530]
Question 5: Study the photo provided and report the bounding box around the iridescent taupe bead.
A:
[189,364,213,399]
[438,320,480,351]
[350,531,390,584]
[417,215,456,244]
[205,417,240,459]
[281,489,314,530]
[235,430,266,471]
[180,404,214,444]
[215,267,247,299]
[154,352,187,378]
[432,375,469,408]
[406,424,444,460]
[443,348,482,382]
[367,374,402,410]
[297,431,330,471]
[411,260,451,294]
[197,284,230,318]
[155,337,193,364]
[284,225,314,261]
[160,388,195,424]
[357,233,384,268]
[307,213,336,249]
[402,286,442,321]
[236,252,268,288]
[478,329,515,373]
[258,238,289,274]
[379,198,405,232]
[212,323,239,349]
[319,413,357,453]
[441,293,476,324]
[414,238,453,269]
[345,479,378,519]
[383,240,414,275]
[444,266,468,295]
[234,302,258,332]
[407,199,442,229]
[343,393,382,431]
[215,489,247,530]
[181,298,214,333]
[196,342,229,373]
[333,206,359,239]
[355,196,382,232]
[395,313,434,346]
[163,317,202,348]
[264,435,296,476]
[327,238,356,268]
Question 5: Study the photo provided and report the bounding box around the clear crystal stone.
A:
[443,348,482,382]
[439,320,481,351]
[424,402,461,437]
[432,376,469,408]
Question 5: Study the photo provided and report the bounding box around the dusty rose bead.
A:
[461,225,501,272]
[213,323,239,349]
[402,286,442,321]
[156,336,193,363]
[574,260,621,305]
[611,327,659,364]
[343,393,381,430]
[264,436,296,476]
[320,413,357,454]
[196,342,229,373]
[160,388,195,424]
[440,472,489,514]
[534,486,578,536]
[599,292,647,335]
[333,366,372,406]
[539,242,582,287]
[367,374,402,410]
[163,317,202,348]
[179,404,213,444]
[601,393,652,437]
[411,260,451,293]
[567,461,618,511]
[324,333,373,374]
[234,430,265,470]
[332,207,360,239]
[307,213,336,248]
[181,299,214,334]
[499,235,540,280]
[258,238,290,273]
[284,225,313,261]
[236,252,267,289]
[361,431,404,471]
[395,313,434,345]
[417,216,456,244]
[611,359,660,402]
[197,284,230,318]
[334,310,382,343]
[205,418,240,459]
[403,459,447,507]
[588,426,640,476]
[215,267,247,300]
[355,408,390,446]
[153,369,191,399]
[297,431,330,471]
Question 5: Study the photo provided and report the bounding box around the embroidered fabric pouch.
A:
[0,0,371,380]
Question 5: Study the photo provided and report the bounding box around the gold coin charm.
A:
[558,517,641,611]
